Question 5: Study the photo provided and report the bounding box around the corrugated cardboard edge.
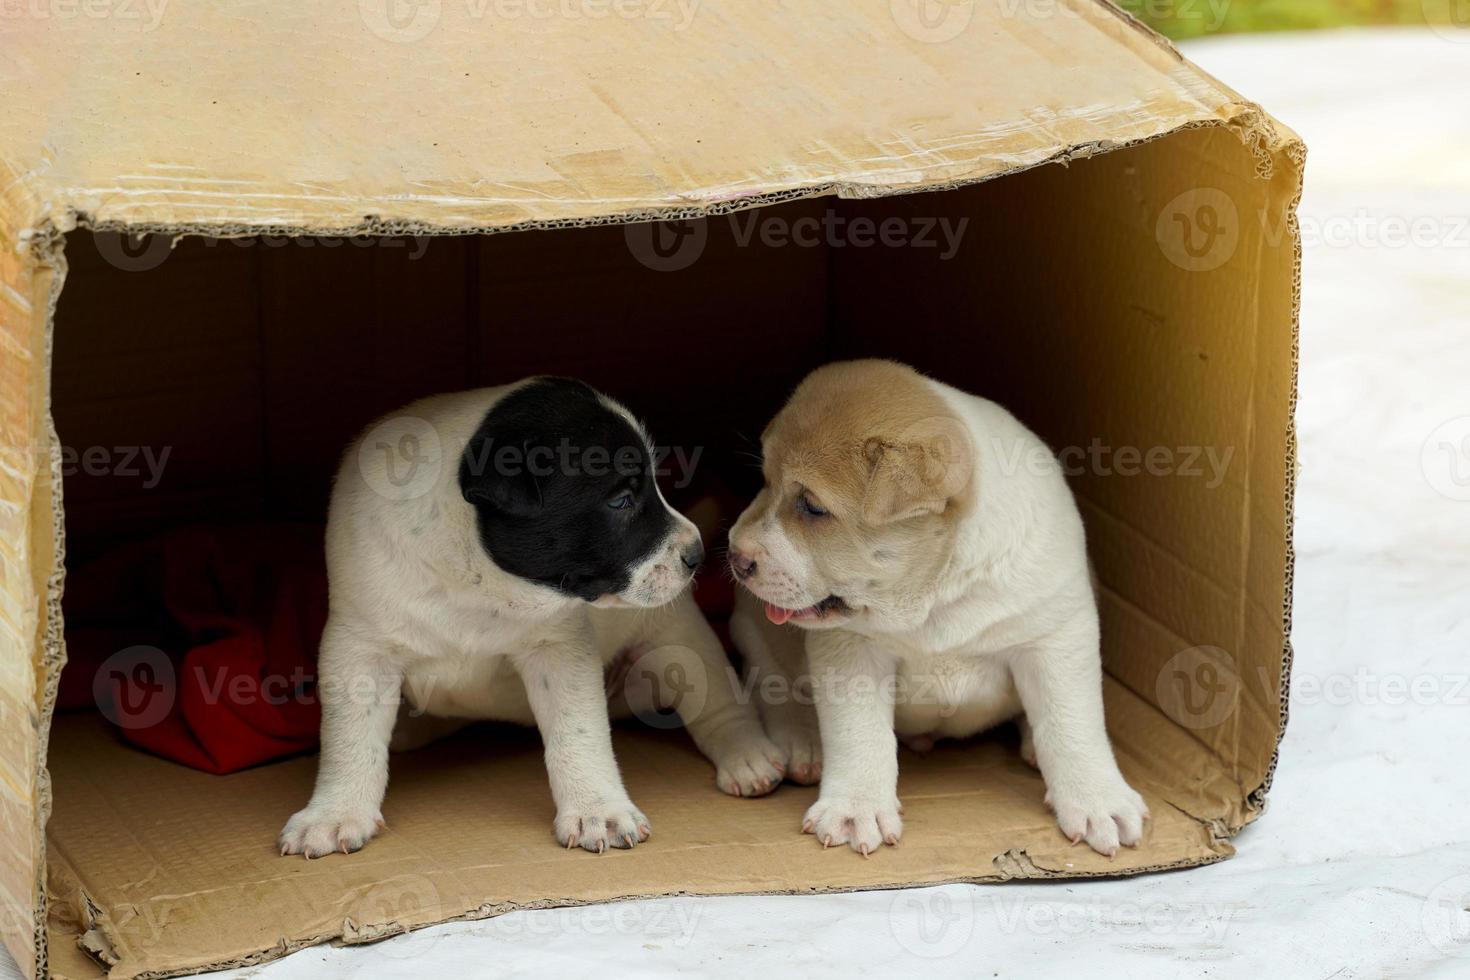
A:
[33,109,1291,244]
[31,253,70,980]
[32,338,67,980]
[1249,117,1306,821]
[8,102,1302,980]
[1,143,68,980]
[49,840,1232,980]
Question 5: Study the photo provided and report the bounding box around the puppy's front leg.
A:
[802,631,903,855]
[626,601,787,798]
[730,599,823,785]
[280,617,399,857]
[1009,612,1149,857]
[514,640,649,853]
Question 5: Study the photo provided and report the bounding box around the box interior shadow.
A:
[43,125,1293,980]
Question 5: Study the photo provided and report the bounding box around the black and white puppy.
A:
[280,378,785,857]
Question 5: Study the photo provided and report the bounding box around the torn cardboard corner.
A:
[1,2,1300,978]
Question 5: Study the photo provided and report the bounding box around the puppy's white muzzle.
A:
[727,515,837,625]
[607,509,703,609]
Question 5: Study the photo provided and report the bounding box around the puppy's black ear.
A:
[459,436,542,516]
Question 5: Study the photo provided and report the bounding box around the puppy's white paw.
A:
[802,795,903,855]
[554,801,650,853]
[713,730,788,798]
[766,718,822,785]
[1046,777,1150,857]
[279,805,383,858]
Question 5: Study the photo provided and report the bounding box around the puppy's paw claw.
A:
[767,719,822,785]
[714,731,788,798]
[279,805,383,859]
[1047,778,1149,857]
[554,802,650,853]
[802,796,902,855]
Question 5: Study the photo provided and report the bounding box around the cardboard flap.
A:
[0,0,1271,235]
[0,159,66,980]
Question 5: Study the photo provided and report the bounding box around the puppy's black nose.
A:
[680,541,705,571]
[730,550,757,580]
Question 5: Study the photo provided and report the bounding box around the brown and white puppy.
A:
[728,360,1147,857]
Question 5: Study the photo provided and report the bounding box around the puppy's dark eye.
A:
[608,491,635,511]
[796,492,828,518]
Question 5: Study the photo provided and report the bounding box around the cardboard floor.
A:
[45,699,1225,979]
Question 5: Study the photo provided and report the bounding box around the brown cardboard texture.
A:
[0,3,1302,978]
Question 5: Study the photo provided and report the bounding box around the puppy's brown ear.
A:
[860,424,973,525]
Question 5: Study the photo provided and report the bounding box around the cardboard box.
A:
[0,3,1303,977]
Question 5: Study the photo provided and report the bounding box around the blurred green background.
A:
[1118,0,1468,38]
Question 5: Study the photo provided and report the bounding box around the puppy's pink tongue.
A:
[765,603,795,625]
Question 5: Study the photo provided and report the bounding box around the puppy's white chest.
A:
[394,574,543,655]
[892,651,1021,739]
[393,589,558,723]
[401,650,531,721]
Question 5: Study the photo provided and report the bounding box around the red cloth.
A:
[64,525,327,774]
[64,495,741,774]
